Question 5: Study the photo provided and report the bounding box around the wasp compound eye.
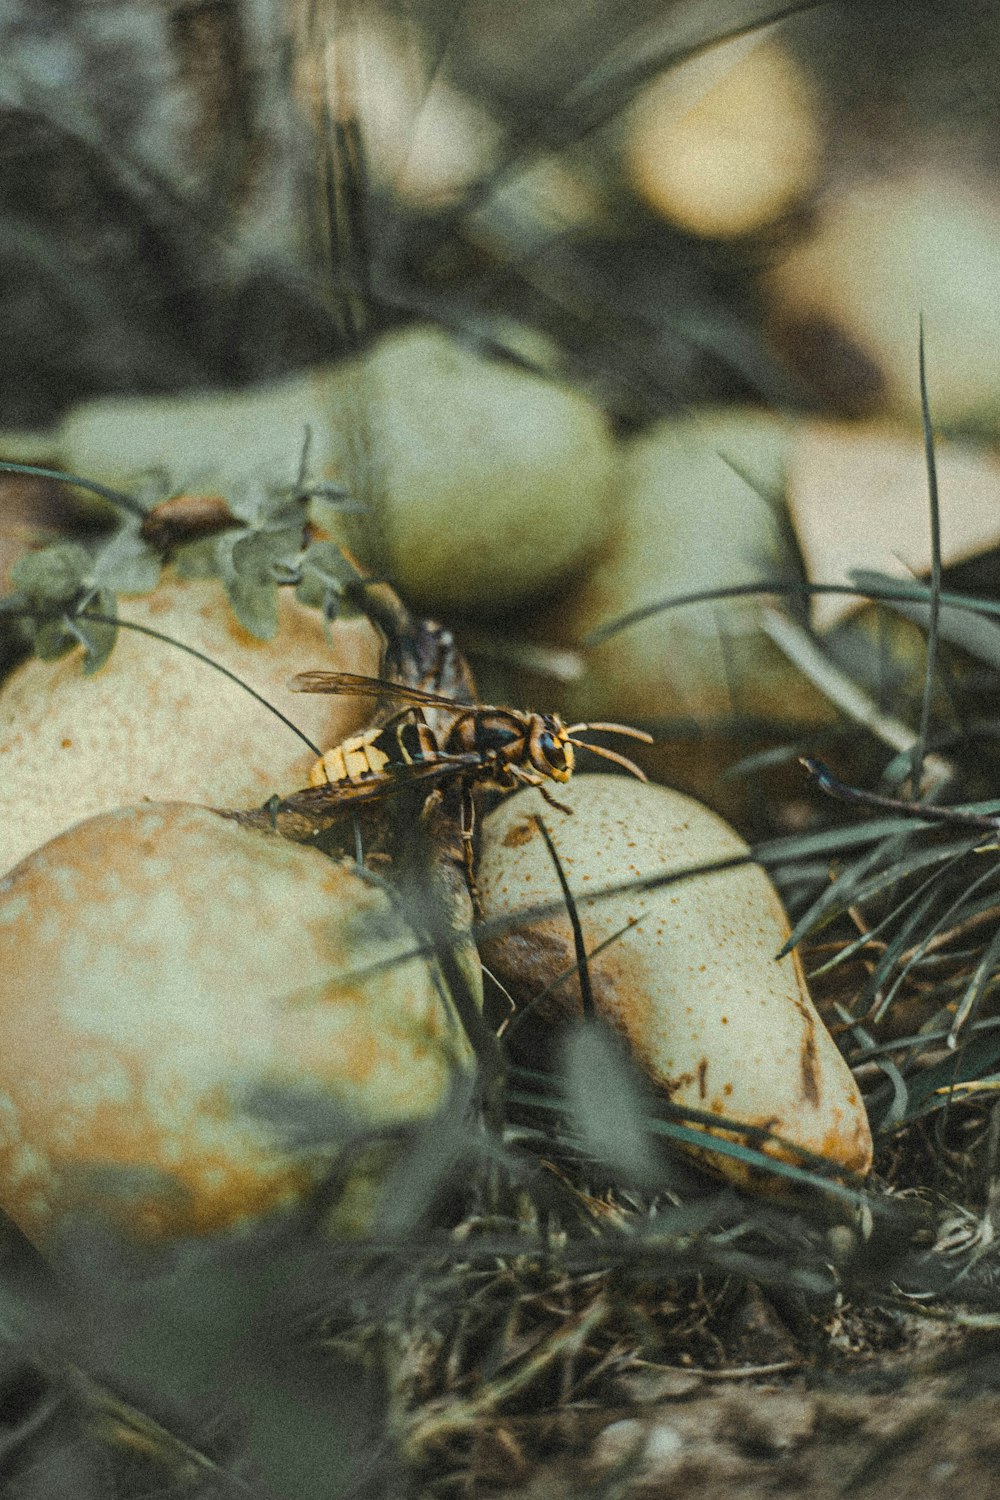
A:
[539,731,568,770]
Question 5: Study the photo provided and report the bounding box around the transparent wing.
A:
[288,751,482,812]
[292,669,474,711]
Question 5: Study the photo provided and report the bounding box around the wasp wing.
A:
[292,669,474,711]
[283,752,483,815]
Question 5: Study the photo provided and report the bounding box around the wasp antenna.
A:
[567,722,654,743]
[567,739,648,781]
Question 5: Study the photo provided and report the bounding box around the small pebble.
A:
[590,1417,685,1478]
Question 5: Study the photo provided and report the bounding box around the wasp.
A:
[291,669,653,872]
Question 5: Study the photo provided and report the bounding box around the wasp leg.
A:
[508,764,574,816]
[460,783,483,915]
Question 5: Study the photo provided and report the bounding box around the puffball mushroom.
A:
[558,410,833,727]
[322,325,614,613]
[0,326,614,615]
[0,574,382,876]
[476,776,872,1184]
[625,37,822,238]
[786,419,1000,632]
[0,365,346,500]
[0,802,478,1245]
[762,169,1000,434]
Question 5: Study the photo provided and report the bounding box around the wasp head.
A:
[530,716,575,782]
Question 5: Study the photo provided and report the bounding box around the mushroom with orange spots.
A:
[476,775,872,1187]
[0,801,479,1245]
[0,573,382,877]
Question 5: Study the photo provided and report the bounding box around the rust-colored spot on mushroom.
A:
[60,739,72,750]
[478,924,574,1017]
[501,819,537,850]
[661,1070,695,1100]
[697,1056,708,1100]
[815,1110,873,1176]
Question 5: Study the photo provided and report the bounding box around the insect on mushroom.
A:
[290,669,653,876]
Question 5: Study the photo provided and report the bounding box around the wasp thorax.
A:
[468,715,525,760]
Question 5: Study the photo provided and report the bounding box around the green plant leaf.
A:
[215,525,305,638]
[228,486,305,532]
[91,524,162,596]
[171,536,223,579]
[10,544,90,606]
[72,590,118,675]
[294,541,365,623]
[31,617,78,661]
[230,525,304,584]
[223,570,280,639]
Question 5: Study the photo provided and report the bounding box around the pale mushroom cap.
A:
[1,327,613,616]
[54,366,344,497]
[477,776,872,1181]
[0,574,382,875]
[328,326,614,612]
[787,419,1000,631]
[763,170,1000,435]
[0,802,476,1243]
[560,411,831,727]
[625,39,821,238]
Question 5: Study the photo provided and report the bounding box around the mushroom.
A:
[556,410,812,724]
[0,801,479,1245]
[476,775,872,1185]
[0,327,615,617]
[0,573,381,875]
[324,326,614,613]
[625,37,821,240]
[762,168,1000,435]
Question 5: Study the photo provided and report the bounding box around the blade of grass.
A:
[0,460,149,519]
[764,609,951,784]
[948,919,1000,1048]
[910,316,942,796]
[532,814,593,1019]
[584,578,1000,648]
[507,1076,869,1207]
[868,857,1000,1024]
[807,854,962,977]
[778,830,969,958]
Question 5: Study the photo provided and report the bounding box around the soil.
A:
[427,1322,1000,1498]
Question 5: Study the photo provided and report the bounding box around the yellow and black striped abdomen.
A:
[308,729,391,787]
[308,715,439,788]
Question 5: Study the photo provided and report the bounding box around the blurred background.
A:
[1,0,997,427]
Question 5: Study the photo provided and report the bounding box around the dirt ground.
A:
[473,1370,1000,1498]
[415,1314,1000,1498]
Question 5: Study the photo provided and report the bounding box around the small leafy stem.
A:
[0,458,370,650]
